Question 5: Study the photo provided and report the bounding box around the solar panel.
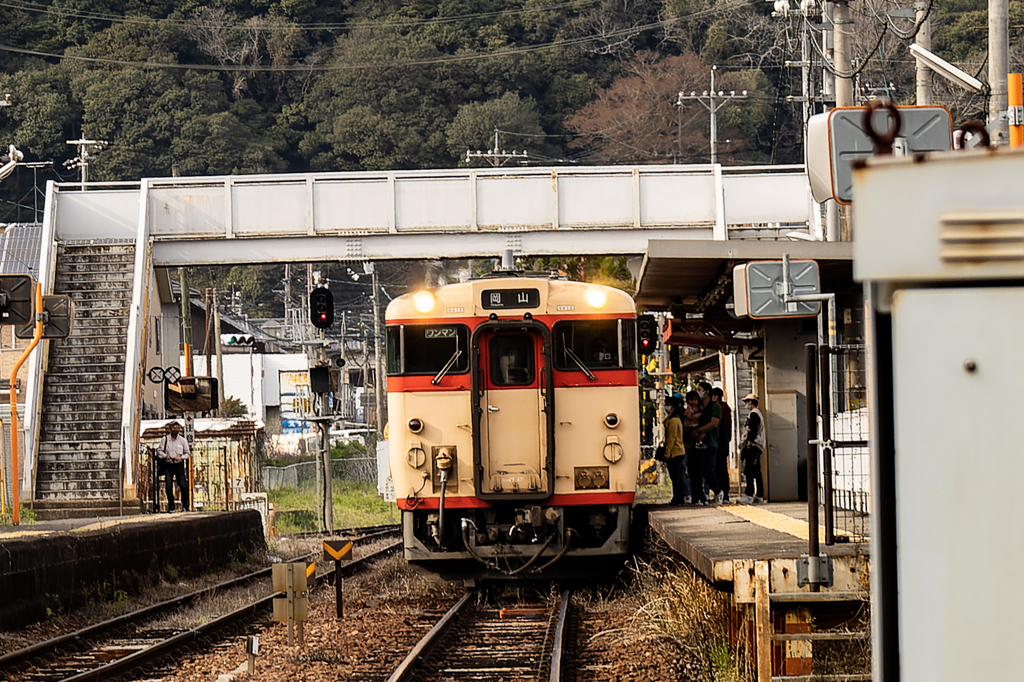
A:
[0,224,41,279]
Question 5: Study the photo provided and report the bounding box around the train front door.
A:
[474,327,552,498]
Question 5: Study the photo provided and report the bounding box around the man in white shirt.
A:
[157,421,191,512]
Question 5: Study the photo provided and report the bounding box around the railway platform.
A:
[644,502,871,681]
[0,510,265,630]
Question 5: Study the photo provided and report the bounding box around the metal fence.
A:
[262,457,377,490]
[819,344,870,543]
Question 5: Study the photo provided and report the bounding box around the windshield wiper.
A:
[432,349,462,385]
[564,347,596,381]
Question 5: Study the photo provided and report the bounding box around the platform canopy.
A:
[634,239,855,348]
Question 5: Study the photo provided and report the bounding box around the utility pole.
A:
[832,0,854,107]
[677,66,750,164]
[213,289,225,415]
[284,264,291,340]
[370,264,385,435]
[64,138,107,191]
[915,0,933,104]
[465,128,529,166]
[990,0,1009,144]
[179,268,193,376]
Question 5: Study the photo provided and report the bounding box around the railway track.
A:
[0,529,402,682]
[388,589,573,682]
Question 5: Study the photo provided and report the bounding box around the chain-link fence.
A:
[820,344,870,543]
[262,457,377,490]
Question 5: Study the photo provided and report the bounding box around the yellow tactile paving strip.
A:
[720,504,820,541]
[720,505,861,543]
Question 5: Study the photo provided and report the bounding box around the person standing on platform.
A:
[690,381,721,505]
[739,394,765,503]
[662,395,690,505]
[157,421,191,512]
[711,387,732,504]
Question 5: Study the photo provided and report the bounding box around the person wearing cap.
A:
[157,421,191,512]
[739,394,765,503]
[662,395,691,505]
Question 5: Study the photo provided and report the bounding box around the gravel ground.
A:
[3,533,748,682]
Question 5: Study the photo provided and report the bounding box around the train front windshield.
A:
[386,324,471,375]
[553,319,638,371]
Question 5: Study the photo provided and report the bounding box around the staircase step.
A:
[37,456,117,466]
[34,491,121,504]
[32,503,136,519]
[38,449,120,460]
[37,479,119,492]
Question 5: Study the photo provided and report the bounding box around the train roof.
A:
[386,276,636,320]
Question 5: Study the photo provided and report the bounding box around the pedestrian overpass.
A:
[23,162,821,502]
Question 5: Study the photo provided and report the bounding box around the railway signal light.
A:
[310,287,334,329]
[637,314,658,356]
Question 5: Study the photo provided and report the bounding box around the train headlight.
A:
[604,413,619,428]
[585,288,608,309]
[408,418,424,433]
[413,291,436,313]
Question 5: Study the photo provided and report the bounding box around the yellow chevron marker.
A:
[323,540,353,562]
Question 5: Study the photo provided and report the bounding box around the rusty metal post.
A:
[819,345,835,545]
[805,343,820,590]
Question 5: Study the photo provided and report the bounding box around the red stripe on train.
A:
[396,491,636,510]
[387,369,637,393]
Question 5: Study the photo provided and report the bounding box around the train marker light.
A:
[413,290,436,313]
[408,418,423,433]
[604,413,620,428]
[585,288,608,309]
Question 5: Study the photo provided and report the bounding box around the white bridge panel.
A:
[395,176,473,231]
[149,183,227,236]
[559,174,635,227]
[724,173,810,224]
[314,178,390,232]
[55,187,140,241]
[233,179,308,235]
[476,175,554,229]
[640,173,717,225]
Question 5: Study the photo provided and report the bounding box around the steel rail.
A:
[385,591,476,682]
[3,538,401,681]
[548,589,571,682]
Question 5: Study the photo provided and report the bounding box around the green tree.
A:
[221,396,249,417]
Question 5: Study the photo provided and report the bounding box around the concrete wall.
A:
[0,510,265,629]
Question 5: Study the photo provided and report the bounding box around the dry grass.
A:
[610,532,753,682]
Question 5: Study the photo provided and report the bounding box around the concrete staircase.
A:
[32,243,135,518]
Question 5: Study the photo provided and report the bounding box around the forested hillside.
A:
[0,0,1015,222]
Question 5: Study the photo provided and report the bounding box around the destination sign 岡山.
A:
[481,288,540,310]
